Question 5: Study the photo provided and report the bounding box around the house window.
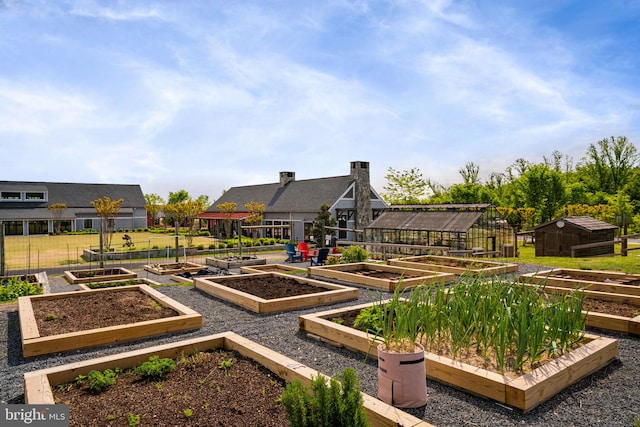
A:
[1,191,21,200]
[3,221,23,235]
[28,220,48,235]
[84,219,93,229]
[25,192,46,201]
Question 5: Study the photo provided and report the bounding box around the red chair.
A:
[297,242,310,261]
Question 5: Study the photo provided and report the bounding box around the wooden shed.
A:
[533,216,617,257]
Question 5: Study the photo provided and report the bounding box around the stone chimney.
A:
[350,161,372,231]
[279,171,295,187]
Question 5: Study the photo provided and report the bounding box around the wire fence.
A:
[0,232,219,276]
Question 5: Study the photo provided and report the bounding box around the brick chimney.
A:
[279,171,295,187]
[350,161,372,231]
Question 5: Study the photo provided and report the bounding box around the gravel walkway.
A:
[1,260,638,426]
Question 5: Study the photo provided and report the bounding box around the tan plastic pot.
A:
[377,342,428,408]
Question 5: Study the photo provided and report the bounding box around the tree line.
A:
[382,136,639,233]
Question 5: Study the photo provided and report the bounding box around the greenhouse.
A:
[363,204,514,258]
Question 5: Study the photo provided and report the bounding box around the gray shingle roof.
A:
[535,216,617,231]
[207,176,354,213]
[0,181,145,208]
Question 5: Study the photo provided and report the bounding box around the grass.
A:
[1,232,219,270]
[495,242,640,274]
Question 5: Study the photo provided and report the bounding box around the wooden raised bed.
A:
[519,268,640,296]
[206,256,267,269]
[194,272,359,313]
[1,272,50,294]
[19,285,202,358]
[307,262,455,291]
[77,277,162,290]
[143,261,206,275]
[389,255,519,276]
[240,263,306,274]
[521,283,640,336]
[63,267,136,284]
[298,302,618,412]
[23,331,433,427]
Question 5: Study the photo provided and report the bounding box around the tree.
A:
[47,203,67,234]
[244,201,265,240]
[578,136,638,193]
[312,204,337,246]
[382,167,428,205]
[167,189,190,205]
[217,202,237,239]
[459,162,481,185]
[516,164,566,223]
[144,193,165,228]
[91,196,123,253]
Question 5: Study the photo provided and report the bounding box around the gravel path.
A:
[1,261,638,426]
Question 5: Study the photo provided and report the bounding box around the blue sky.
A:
[1,0,639,203]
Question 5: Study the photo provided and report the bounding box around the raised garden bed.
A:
[24,332,433,427]
[194,272,359,313]
[63,267,136,284]
[519,268,640,296]
[1,272,50,294]
[389,255,519,276]
[143,261,207,275]
[240,263,306,274]
[521,283,640,336]
[298,302,618,412]
[206,256,267,269]
[18,284,202,358]
[77,277,162,290]
[307,262,455,291]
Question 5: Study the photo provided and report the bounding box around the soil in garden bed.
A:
[584,298,640,317]
[70,268,129,278]
[412,259,493,268]
[547,271,640,286]
[32,291,179,336]
[53,349,289,427]
[219,276,331,299]
[349,269,423,279]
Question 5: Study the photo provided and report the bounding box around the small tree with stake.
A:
[312,204,337,246]
[47,203,67,234]
[91,196,123,267]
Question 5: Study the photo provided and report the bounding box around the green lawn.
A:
[1,231,219,270]
[496,243,640,274]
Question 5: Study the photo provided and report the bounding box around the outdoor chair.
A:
[310,247,330,266]
[297,242,310,261]
[285,243,303,263]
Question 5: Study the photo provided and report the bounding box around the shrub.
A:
[0,278,43,302]
[135,355,175,379]
[87,369,118,393]
[208,244,216,249]
[281,368,369,427]
[340,246,369,263]
[197,244,205,250]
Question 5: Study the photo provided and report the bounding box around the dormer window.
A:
[1,191,21,200]
[26,192,46,200]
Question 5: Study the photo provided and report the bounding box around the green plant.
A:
[127,413,141,427]
[87,369,117,393]
[44,313,57,321]
[0,278,43,302]
[183,408,193,418]
[218,358,234,373]
[331,317,344,325]
[280,367,369,427]
[135,355,175,379]
[340,246,369,263]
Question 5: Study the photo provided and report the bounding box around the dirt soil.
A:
[69,268,130,278]
[219,275,330,299]
[584,298,640,317]
[32,290,179,336]
[349,269,423,279]
[53,349,289,427]
[548,271,640,286]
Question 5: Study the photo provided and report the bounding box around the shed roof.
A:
[366,210,484,232]
[534,216,617,231]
